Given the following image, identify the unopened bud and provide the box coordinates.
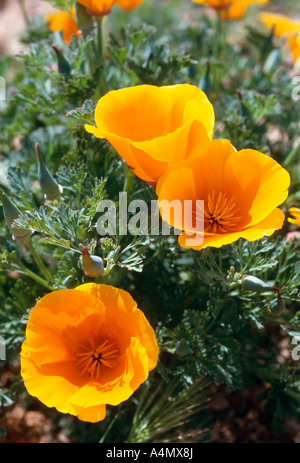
[0,189,32,241]
[35,143,62,201]
[241,275,280,293]
[62,275,73,287]
[175,338,191,357]
[51,45,71,75]
[74,1,94,32]
[236,89,252,120]
[273,293,286,314]
[82,246,104,277]
[107,245,121,261]
[198,60,211,95]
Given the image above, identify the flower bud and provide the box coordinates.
[275,294,286,314]
[0,189,32,242]
[175,338,191,357]
[82,246,104,277]
[241,275,280,293]
[62,275,73,287]
[74,1,94,32]
[236,89,252,120]
[198,60,211,96]
[107,244,121,262]
[35,143,62,201]
[51,45,71,75]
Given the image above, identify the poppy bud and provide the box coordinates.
[74,1,94,32]
[198,60,211,96]
[0,189,32,242]
[275,293,286,314]
[175,338,191,357]
[35,143,62,201]
[106,245,121,262]
[263,49,281,74]
[241,275,280,293]
[51,45,71,75]
[62,275,73,287]
[81,246,104,277]
[236,89,252,120]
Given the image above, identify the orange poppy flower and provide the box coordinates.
[287,34,300,64]
[85,84,214,185]
[76,0,117,16]
[288,207,300,227]
[191,0,233,10]
[221,0,269,21]
[20,283,159,423]
[47,8,80,43]
[156,139,290,250]
[117,0,143,11]
[259,12,300,37]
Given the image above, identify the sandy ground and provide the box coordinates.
[0,0,55,55]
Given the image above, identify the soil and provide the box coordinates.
[1,355,300,443]
[0,0,55,56]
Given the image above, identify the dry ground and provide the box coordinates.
[0,0,55,55]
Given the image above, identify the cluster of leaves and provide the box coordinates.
[0,0,299,443]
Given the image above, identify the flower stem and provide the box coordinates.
[96,17,107,97]
[99,409,120,443]
[18,0,30,28]
[25,238,52,283]
[97,17,103,64]
[212,9,229,94]
[123,166,135,196]
[283,144,300,168]
[19,266,55,291]
[215,10,223,59]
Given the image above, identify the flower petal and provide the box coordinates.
[75,284,159,367]
[223,149,290,227]
[178,207,285,250]
[68,338,149,407]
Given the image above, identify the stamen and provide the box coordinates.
[204,191,242,233]
[75,338,119,380]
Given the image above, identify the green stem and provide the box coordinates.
[18,0,30,28]
[283,144,300,168]
[19,266,55,291]
[215,10,223,59]
[99,409,120,443]
[26,238,52,282]
[97,17,103,64]
[123,166,135,196]
[95,17,107,98]
[212,8,229,95]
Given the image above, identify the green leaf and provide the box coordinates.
[66,99,95,125]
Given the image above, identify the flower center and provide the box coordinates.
[203,191,242,234]
[75,338,119,380]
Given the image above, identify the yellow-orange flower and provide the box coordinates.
[77,0,117,15]
[259,13,300,64]
[156,139,290,250]
[20,283,159,423]
[191,0,233,10]
[221,0,269,21]
[85,84,215,185]
[117,0,143,11]
[259,12,300,37]
[287,34,300,64]
[288,207,300,227]
[47,8,80,43]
